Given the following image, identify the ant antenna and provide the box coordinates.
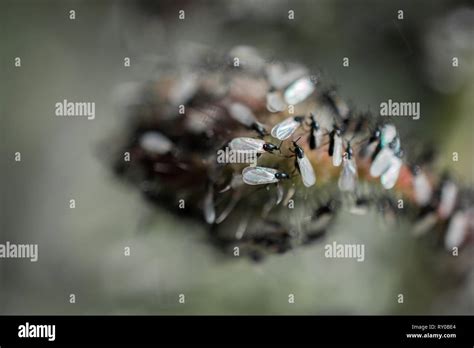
[293,136,302,144]
[345,134,356,146]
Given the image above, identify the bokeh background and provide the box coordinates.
[1,0,473,314]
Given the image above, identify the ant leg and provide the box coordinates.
[277,141,284,154]
[320,140,330,147]
[291,159,299,175]
[284,147,295,158]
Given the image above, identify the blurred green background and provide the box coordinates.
[1,0,473,314]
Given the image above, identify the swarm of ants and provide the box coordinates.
[109,46,473,262]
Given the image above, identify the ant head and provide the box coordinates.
[276,172,291,180]
[310,113,320,126]
[346,144,353,159]
[263,143,275,151]
[294,115,305,123]
[343,136,355,159]
[374,126,381,137]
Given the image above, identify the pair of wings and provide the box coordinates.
[242,166,280,185]
[338,157,358,191]
[228,102,261,127]
[332,134,343,167]
[242,160,316,188]
[229,137,265,152]
[370,147,395,177]
[297,156,316,187]
[283,76,315,105]
[370,146,404,191]
[271,117,302,140]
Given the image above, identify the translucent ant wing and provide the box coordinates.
[227,102,257,127]
[168,74,199,106]
[338,157,358,191]
[228,137,265,152]
[297,155,316,187]
[215,192,241,224]
[444,210,468,250]
[203,186,216,224]
[381,156,402,189]
[438,181,458,219]
[413,171,433,206]
[266,63,308,89]
[276,183,285,205]
[370,147,393,177]
[228,45,265,72]
[413,212,438,237]
[271,116,302,140]
[380,124,397,147]
[284,77,315,105]
[242,166,279,185]
[139,131,173,155]
[332,134,343,167]
[266,91,286,113]
[314,129,324,149]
